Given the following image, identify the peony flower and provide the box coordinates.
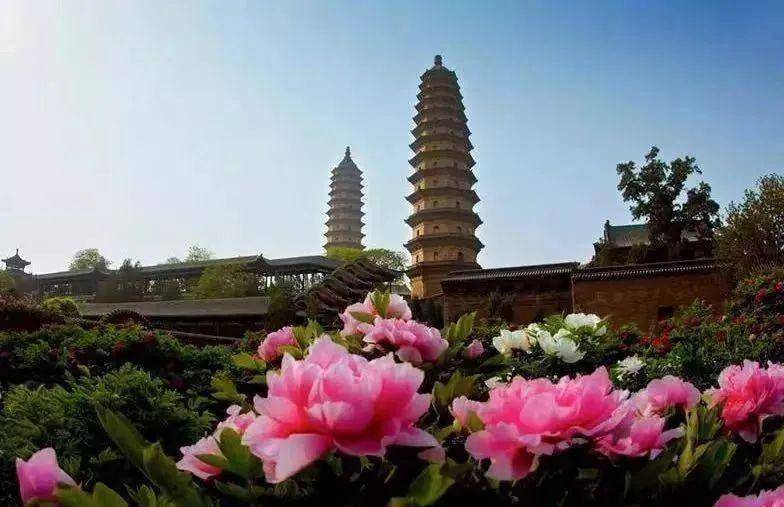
[596,414,683,459]
[565,313,607,336]
[16,448,76,505]
[339,293,412,336]
[633,376,700,415]
[450,396,483,427]
[257,326,297,362]
[707,360,784,442]
[362,318,448,364]
[537,329,585,363]
[176,436,224,480]
[464,339,485,359]
[464,367,628,481]
[616,356,645,380]
[492,329,532,355]
[215,405,256,438]
[715,484,784,507]
[523,323,545,345]
[242,337,440,483]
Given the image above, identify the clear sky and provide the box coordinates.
[1,1,782,273]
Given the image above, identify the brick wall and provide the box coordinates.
[572,271,730,331]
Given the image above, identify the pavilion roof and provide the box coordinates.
[442,262,580,284]
[572,259,721,281]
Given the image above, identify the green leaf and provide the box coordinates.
[349,311,375,325]
[371,290,391,318]
[216,428,265,479]
[211,376,245,405]
[278,345,303,359]
[196,453,228,470]
[231,353,264,371]
[141,444,207,507]
[407,464,455,506]
[95,405,149,472]
[92,483,129,507]
[57,486,97,507]
[433,371,478,410]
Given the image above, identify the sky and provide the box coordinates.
[0,1,782,273]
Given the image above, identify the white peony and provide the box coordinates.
[485,377,505,389]
[537,328,585,363]
[616,355,644,379]
[564,313,607,336]
[523,323,545,346]
[492,329,531,355]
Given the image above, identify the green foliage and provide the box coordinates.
[327,246,408,283]
[0,271,15,294]
[264,283,297,330]
[69,248,110,271]
[184,245,212,263]
[616,146,720,259]
[191,264,259,299]
[717,174,784,278]
[326,246,365,263]
[41,297,80,319]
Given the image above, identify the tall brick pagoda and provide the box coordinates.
[324,146,365,251]
[405,55,483,299]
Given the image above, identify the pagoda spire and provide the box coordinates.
[324,147,365,252]
[405,55,483,299]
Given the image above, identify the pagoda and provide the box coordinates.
[2,249,30,274]
[405,55,483,299]
[324,147,365,251]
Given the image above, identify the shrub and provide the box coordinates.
[40,297,80,320]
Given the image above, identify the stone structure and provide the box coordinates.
[571,259,729,329]
[325,147,365,251]
[405,55,483,299]
[441,259,730,331]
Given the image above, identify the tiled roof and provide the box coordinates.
[573,259,720,281]
[442,262,580,283]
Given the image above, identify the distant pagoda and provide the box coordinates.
[324,147,365,251]
[405,55,483,299]
[2,249,30,274]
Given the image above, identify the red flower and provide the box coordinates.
[111,341,126,358]
[775,281,784,293]
[756,289,769,304]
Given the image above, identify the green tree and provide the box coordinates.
[185,245,212,263]
[717,174,784,277]
[69,248,110,271]
[0,270,15,294]
[616,146,720,260]
[325,247,365,263]
[163,257,182,264]
[192,264,258,299]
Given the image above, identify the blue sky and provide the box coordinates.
[1,1,782,273]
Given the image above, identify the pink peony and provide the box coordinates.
[257,326,297,362]
[176,436,224,480]
[596,414,683,459]
[464,367,629,481]
[715,484,784,507]
[339,293,412,336]
[633,376,701,415]
[16,448,76,504]
[707,360,784,442]
[215,405,256,437]
[363,318,448,364]
[450,396,483,427]
[241,336,440,483]
[464,339,485,360]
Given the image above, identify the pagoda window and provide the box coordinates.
[433,200,439,208]
[457,252,465,263]
[433,225,440,233]
[455,201,460,208]
[433,251,440,261]
[457,225,463,233]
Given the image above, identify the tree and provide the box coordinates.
[326,247,408,283]
[325,247,365,263]
[0,270,15,294]
[185,245,212,263]
[616,146,720,260]
[717,174,784,277]
[192,264,258,299]
[163,257,182,265]
[69,248,110,271]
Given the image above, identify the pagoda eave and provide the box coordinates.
[408,149,475,168]
[405,234,484,251]
[405,188,480,205]
[407,260,481,278]
[405,209,483,228]
[408,167,477,185]
[409,133,473,152]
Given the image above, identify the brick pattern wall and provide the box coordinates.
[443,285,572,324]
[572,272,730,331]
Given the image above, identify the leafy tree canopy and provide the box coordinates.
[163,257,181,265]
[326,247,408,283]
[617,146,720,259]
[717,174,784,277]
[68,248,110,271]
[0,270,15,293]
[185,245,212,263]
[192,264,257,300]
